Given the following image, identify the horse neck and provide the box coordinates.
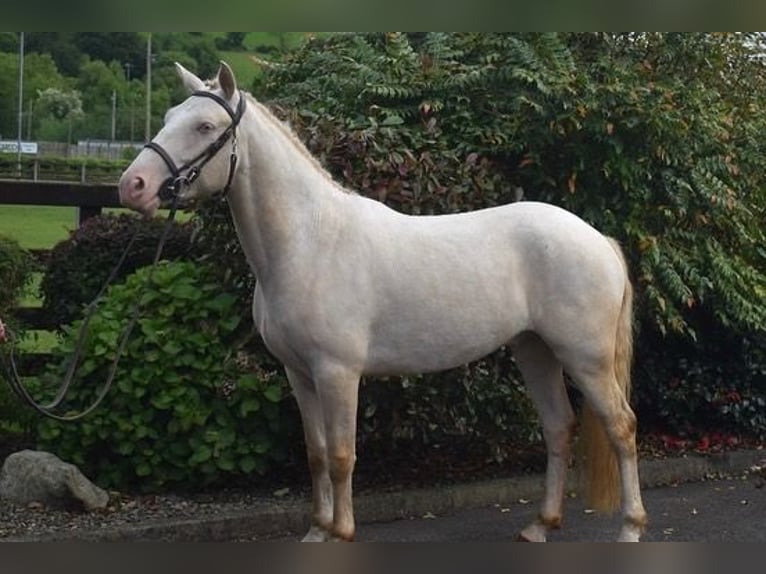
[226,100,344,282]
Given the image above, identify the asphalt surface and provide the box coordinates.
[264,474,765,542]
[354,476,764,542]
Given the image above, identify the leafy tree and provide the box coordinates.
[25,33,83,77]
[154,33,219,79]
[0,52,65,139]
[0,32,18,53]
[215,32,247,51]
[73,33,145,79]
[255,32,766,339]
[37,88,83,121]
[35,87,84,144]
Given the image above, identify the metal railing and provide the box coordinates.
[0,158,126,184]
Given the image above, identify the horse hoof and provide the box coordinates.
[517,523,547,542]
[302,525,332,542]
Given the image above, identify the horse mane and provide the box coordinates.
[244,92,352,195]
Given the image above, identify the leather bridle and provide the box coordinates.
[144,90,246,202]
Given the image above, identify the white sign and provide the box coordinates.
[0,140,38,154]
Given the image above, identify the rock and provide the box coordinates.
[0,450,109,511]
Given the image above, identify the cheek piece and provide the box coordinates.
[144,90,246,202]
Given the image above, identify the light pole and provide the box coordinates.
[145,32,152,142]
[124,62,135,143]
[16,32,25,176]
[111,90,117,142]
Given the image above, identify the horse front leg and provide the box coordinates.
[286,368,334,542]
[316,366,361,542]
[512,333,576,542]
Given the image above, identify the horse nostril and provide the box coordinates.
[133,176,146,192]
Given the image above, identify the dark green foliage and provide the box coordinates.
[0,235,35,318]
[0,235,37,438]
[192,201,254,316]
[215,33,247,51]
[26,33,85,77]
[635,325,766,440]
[41,213,194,329]
[73,33,145,78]
[360,348,540,462]
[154,33,220,80]
[36,261,297,490]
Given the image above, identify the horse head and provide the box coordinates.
[118,61,245,216]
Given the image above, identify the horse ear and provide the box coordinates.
[218,61,238,101]
[175,62,205,94]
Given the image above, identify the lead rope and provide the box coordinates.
[0,194,181,422]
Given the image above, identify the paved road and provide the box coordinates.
[267,476,765,542]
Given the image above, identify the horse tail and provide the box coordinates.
[580,237,633,512]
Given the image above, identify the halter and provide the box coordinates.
[144,90,247,201]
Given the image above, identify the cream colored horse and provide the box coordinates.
[119,62,647,542]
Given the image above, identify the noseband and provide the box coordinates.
[144,90,247,201]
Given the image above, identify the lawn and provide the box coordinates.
[0,205,77,250]
[0,205,192,251]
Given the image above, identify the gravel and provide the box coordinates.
[0,486,304,541]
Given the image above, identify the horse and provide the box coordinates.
[118,61,647,542]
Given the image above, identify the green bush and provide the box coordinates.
[0,235,37,437]
[0,235,35,317]
[36,260,298,490]
[635,321,766,441]
[41,213,195,329]
[359,348,541,462]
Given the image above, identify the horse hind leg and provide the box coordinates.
[568,361,648,541]
[511,333,576,542]
[286,368,334,542]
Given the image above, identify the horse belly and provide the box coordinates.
[364,276,528,376]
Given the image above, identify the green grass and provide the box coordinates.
[0,206,77,250]
[218,33,313,91]
[0,205,192,251]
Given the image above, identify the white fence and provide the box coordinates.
[0,140,142,161]
[40,140,143,160]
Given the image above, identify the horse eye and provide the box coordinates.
[198,122,215,134]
